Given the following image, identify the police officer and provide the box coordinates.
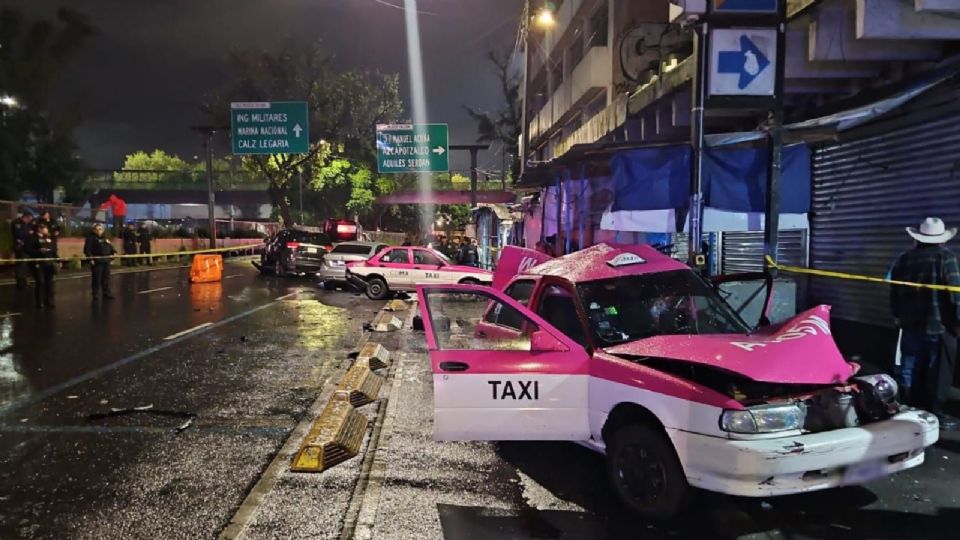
[458,237,479,267]
[10,212,34,290]
[37,211,61,252]
[27,223,58,308]
[84,223,116,300]
[137,222,152,265]
[121,222,138,266]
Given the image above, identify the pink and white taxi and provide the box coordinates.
[346,246,492,300]
[416,243,939,519]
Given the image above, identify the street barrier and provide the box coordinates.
[290,392,369,473]
[0,242,262,265]
[335,362,385,407]
[372,312,403,332]
[190,254,223,283]
[765,255,960,293]
[384,299,409,312]
[356,342,390,371]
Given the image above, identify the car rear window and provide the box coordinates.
[332,244,374,255]
[291,232,330,245]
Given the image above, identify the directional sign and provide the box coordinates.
[231,101,309,155]
[376,123,449,173]
[708,28,777,96]
[712,0,778,13]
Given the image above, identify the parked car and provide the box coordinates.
[345,246,492,300]
[253,228,333,277]
[415,243,939,519]
[317,241,389,290]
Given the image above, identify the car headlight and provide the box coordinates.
[854,374,898,404]
[721,403,806,434]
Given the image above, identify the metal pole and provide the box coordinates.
[299,169,304,224]
[470,148,479,208]
[764,8,787,274]
[520,0,531,175]
[688,22,708,267]
[204,131,216,249]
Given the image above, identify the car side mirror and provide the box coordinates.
[531,330,568,353]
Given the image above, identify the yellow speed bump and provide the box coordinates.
[356,342,391,371]
[372,312,403,332]
[291,393,369,472]
[384,299,409,312]
[335,363,384,407]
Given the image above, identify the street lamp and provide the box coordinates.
[535,6,556,28]
[520,2,557,177]
[0,95,18,108]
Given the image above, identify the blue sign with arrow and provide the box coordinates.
[717,35,770,90]
[708,28,777,96]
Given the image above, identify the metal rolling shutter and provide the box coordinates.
[809,112,960,327]
[720,230,807,274]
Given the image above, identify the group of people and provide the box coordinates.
[400,234,481,267]
[8,211,155,306]
[10,211,62,308]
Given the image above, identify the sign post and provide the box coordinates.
[376,123,449,174]
[231,102,310,155]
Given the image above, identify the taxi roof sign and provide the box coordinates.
[607,252,646,268]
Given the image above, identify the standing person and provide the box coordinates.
[890,217,960,430]
[10,212,34,290]
[137,222,152,265]
[458,237,479,267]
[121,222,138,267]
[27,223,58,309]
[37,211,61,252]
[84,223,116,300]
[99,194,127,235]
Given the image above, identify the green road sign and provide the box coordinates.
[231,101,309,155]
[376,123,449,173]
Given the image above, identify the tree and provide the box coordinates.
[203,40,404,226]
[0,8,94,202]
[117,149,191,182]
[464,49,522,180]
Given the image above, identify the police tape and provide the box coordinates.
[764,255,960,293]
[0,243,262,264]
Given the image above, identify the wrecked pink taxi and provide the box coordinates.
[416,243,939,519]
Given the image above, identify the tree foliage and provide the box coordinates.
[0,8,94,203]
[464,49,522,180]
[203,40,404,226]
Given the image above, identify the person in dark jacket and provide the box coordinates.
[36,211,61,250]
[137,222,152,265]
[84,223,116,300]
[10,212,34,290]
[890,217,960,430]
[27,223,58,308]
[121,222,138,267]
[458,237,479,267]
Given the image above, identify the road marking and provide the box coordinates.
[224,274,242,279]
[137,286,174,295]
[163,322,214,341]
[0,291,301,415]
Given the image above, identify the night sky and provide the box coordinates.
[9,0,522,173]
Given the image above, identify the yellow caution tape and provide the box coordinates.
[0,243,261,264]
[765,255,960,293]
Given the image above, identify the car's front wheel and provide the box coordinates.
[606,423,688,520]
[366,276,390,300]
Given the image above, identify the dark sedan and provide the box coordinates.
[253,229,332,277]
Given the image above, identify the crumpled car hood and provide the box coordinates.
[604,306,854,385]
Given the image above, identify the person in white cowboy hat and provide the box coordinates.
[890,217,960,430]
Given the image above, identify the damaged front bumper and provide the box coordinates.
[669,408,940,497]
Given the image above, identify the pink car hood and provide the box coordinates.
[604,306,855,385]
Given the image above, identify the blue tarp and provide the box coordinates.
[610,143,811,213]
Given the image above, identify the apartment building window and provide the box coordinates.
[568,34,584,71]
[588,2,608,48]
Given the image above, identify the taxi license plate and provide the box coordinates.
[332,260,344,266]
[305,247,317,254]
[843,460,885,484]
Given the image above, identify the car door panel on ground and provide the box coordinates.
[418,285,591,441]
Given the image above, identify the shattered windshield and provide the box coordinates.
[577,270,750,347]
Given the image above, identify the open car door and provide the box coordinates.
[417,284,591,442]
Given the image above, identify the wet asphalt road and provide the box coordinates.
[0,260,383,539]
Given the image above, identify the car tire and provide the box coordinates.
[606,423,689,520]
[322,281,337,291]
[366,277,389,300]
